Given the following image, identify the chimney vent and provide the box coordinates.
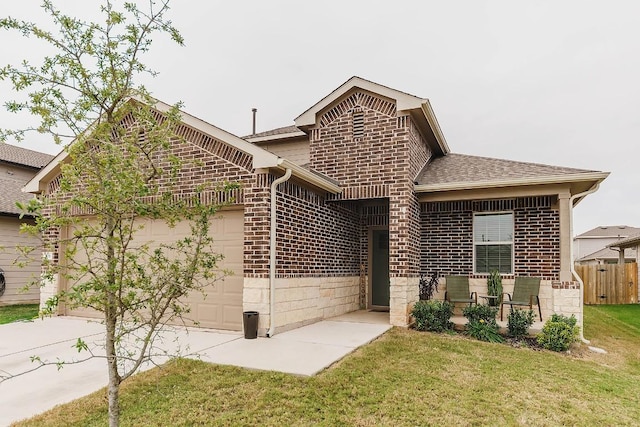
[252,108,257,136]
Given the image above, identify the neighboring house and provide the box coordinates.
[0,144,54,305]
[573,225,640,262]
[25,77,608,333]
[576,246,637,265]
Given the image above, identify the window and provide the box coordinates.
[474,212,513,274]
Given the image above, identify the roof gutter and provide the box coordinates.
[569,182,602,344]
[278,159,342,194]
[266,168,292,338]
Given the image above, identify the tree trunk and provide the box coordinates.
[106,314,121,427]
[106,220,120,427]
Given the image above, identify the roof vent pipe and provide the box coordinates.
[252,108,257,136]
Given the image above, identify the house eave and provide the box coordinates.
[414,172,609,195]
[245,130,307,143]
[277,159,342,194]
[23,150,68,194]
[420,101,450,155]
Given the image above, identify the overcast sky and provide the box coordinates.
[2,1,639,236]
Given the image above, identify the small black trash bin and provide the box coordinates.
[242,311,259,339]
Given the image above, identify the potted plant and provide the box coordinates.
[486,269,502,307]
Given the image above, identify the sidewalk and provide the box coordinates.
[0,312,390,425]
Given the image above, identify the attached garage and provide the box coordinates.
[62,209,244,331]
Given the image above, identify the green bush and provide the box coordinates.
[507,309,535,339]
[463,305,502,342]
[411,300,453,332]
[537,314,579,352]
[466,319,504,343]
[462,304,499,326]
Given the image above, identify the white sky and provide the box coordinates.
[2,1,639,236]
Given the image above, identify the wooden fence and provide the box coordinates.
[575,263,638,305]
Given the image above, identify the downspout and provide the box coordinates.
[266,168,292,338]
[569,183,601,344]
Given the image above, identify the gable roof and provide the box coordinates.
[415,153,608,195]
[0,143,54,169]
[575,225,640,239]
[293,76,449,156]
[24,98,341,195]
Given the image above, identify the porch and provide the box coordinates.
[329,309,544,336]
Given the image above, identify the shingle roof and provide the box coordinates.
[608,233,640,249]
[0,176,34,215]
[575,225,640,239]
[243,125,301,139]
[578,246,637,262]
[416,153,598,186]
[0,143,54,169]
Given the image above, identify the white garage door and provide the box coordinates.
[63,210,244,331]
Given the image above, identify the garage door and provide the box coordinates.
[63,210,244,331]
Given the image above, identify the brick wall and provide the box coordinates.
[420,196,560,280]
[39,113,262,300]
[309,91,431,279]
[275,180,360,277]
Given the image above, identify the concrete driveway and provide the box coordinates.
[0,312,390,425]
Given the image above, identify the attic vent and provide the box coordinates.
[353,111,364,138]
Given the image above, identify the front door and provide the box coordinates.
[371,229,390,309]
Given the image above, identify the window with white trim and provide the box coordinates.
[473,212,513,274]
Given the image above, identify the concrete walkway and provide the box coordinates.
[0,312,390,425]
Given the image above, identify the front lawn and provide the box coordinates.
[0,304,39,325]
[16,305,640,426]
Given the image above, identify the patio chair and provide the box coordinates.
[444,275,477,308]
[500,276,542,321]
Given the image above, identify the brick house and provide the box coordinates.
[25,77,608,334]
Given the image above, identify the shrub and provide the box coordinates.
[537,314,579,352]
[466,319,504,343]
[463,305,502,342]
[486,270,503,307]
[462,304,499,326]
[507,309,535,339]
[411,300,453,332]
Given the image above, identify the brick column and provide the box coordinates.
[388,186,421,326]
[242,170,272,335]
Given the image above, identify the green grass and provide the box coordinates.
[0,304,39,325]
[15,305,640,426]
